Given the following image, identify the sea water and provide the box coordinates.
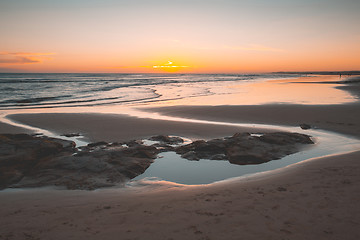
[0,73,297,109]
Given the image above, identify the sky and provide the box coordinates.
[0,0,359,73]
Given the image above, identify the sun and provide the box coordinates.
[152,60,189,72]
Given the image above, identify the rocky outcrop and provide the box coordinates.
[0,132,314,190]
[149,135,184,144]
[0,134,75,189]
[0,134,158,190]
[175,132,314,165]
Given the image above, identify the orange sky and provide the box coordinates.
[0,0,359,73]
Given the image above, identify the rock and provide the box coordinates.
[87,141,108,148]
[175,132,314,165]
[149,135,184,144]
[44,137,76,149]
[210,154,227,160]
[122,145,158,159]
[259,132,313,145]
[61,133,81,137]
[176,139,226,160]
[299,123,312,130]
[125,140,143,147]
[0,131,315,190]
[181,151,200,161]
[0,134,76,190]
[0,134,158,190]
[149,143,175,152]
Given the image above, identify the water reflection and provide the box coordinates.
[133,128,360,185]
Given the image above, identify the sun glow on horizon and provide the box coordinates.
[152,61,190,72]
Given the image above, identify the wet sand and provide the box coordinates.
[7,112,274,142]
[146,103,360,138]
[0,121,34,135]
[0,150,359,240]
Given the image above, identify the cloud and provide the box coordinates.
[0,57,40,64]
[0,52,55,64]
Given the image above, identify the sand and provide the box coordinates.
[0,151,359,240]
[1,78,360,239]
[146,103,360,138]
[7,112,274,142]
[0,121,34,135]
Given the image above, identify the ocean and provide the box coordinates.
[0,73,297,110]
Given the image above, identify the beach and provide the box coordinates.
[1,74,360,239]
[1,151,359,240]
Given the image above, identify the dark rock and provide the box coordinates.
[181,151,200,161]
[61,133,81,137]
[87,141,108,148]
[259,132,313,145]
[299,123,312,130]
[0,131,315,190]
[149,143,175,152]
[149,135,184,144]
[0,134,76,190]
[0,134,158,190]
[175,132,314,165]
[232,132,251,138]
[44,137,76,149]
[210,154,227,160]
[125,140,143,147]
[122,145,158,159]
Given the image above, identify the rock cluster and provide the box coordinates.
[175,132,314,165]
[0,132,314,190]
[0,134,158,190]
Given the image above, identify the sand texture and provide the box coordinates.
[0,151,359,240]
[8,113,275,142]
[147,103,360,138]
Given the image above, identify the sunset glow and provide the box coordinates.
[152,61,190,72]
[0,0,359,73]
